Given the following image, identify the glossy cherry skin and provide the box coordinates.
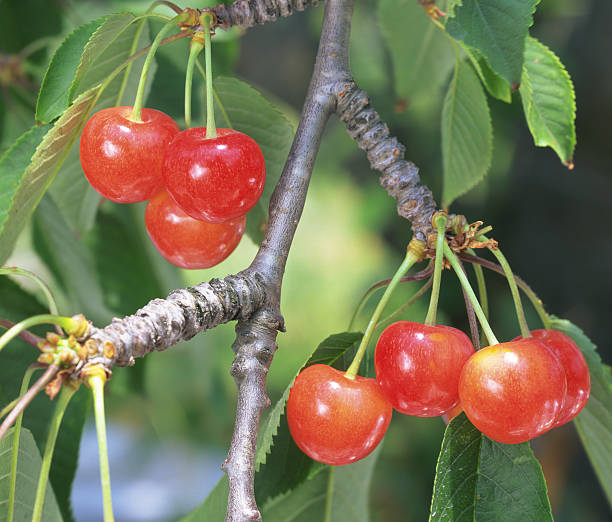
[163,128,266,223]
[459,338,567,444]
[515,330,590,427]
[80,106,179,203]
[375,322,475,417]
[145,190,245,269]
[286,364,392,465]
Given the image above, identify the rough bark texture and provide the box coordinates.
[214,0,320,29]
[75,0,441,519]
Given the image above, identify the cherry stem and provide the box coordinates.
[201,12,217,139]
[443,242,499,346]
[0,319,44,347]
[466,248,489,320]
[479,235,531,338]
[88,372,115,522]
[424,214,447,326]
[457,252,551,329]
[457,257,480,350]
[184,37,204,128]
[347,263,434,332]
[148,0,183,14]
[0,365,59,443]
[375,277,433,333]
[0,315,77,354]
[7,364,44,521]
[345,239,425,379]
[0,267,58,316]
[131,13,188,122]
[31,384,78,522]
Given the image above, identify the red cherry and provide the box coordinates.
[145,190,245,269]
[374,321,475,417]
[459,338,567,444]
[162,128,266,223]
[286,364,392,465]
[516,330,590,427]
[79,106,179,203]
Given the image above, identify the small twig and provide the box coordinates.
[0,364,59,443]
[0,319,44,347]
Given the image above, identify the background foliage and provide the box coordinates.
[0,0,610,520]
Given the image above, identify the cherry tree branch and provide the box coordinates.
[75,0,442,519]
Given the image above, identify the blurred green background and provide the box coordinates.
[1,0,610,520]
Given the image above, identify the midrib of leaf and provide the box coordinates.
[443,58,461,173]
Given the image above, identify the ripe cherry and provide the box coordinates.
[515,330,590,427]
[286,364,392,465]
[459,338,567,444]
[145,190,245,269]
[375,322,475,417]
[162,128,266,223]
[79,106,179,203]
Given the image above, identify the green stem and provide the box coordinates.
[324,467,335,521]
[89,375,115,522]
[8,366,40,522]
[0,315,76,353]
[184,39,204,128]
[131,13,187,121]
[480,236,531,338]
[0,267,58,315]
[466,249,488,320]
[345,240,424,379]
[424,214,447,326]
[31,385,77,522]
[201,13,217,138]
[195,59,232,129]
[443,242,499,346]
[375,278,433,333]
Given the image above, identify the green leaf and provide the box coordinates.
[0,278,90,522]
[0,428,62,522]
[549,317,612,506]
[519,36,576,166]
[430,413,553,521]
[260,446,380,522]
[254,332,362,505]
[379,0,455,107]
[446,0,539,85]
[441,60,492,207]
[35,18,105,123]
[34,194,114,325]
[462,45,512,102]
[0,124,51,265]
[211,76,295,244]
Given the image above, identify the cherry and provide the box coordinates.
[162,128,266,223]
[515,330,590,427]
[459,338,567,444]
[145,190,245,269]
[286,364,392,465]
[79,106,179,203]
[374,321,475,417]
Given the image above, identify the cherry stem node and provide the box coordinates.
[443,242,499,346]
[345,239,425,379]
[424,213,447,326]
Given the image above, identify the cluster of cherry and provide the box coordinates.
[287,321,590,465]
[79,106,265,269]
